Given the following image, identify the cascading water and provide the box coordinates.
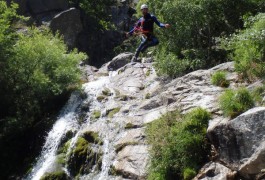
[27,75,112,180]
[28,93,82,180]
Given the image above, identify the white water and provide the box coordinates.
[28,76,112,180]
[28,93,81,180]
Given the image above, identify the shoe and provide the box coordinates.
[131,56,141,63]
[131,56,137,63]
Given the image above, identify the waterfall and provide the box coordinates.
[27,75,112,180]
[27,93,81,180]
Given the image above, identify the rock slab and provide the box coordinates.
[208,107,265,179]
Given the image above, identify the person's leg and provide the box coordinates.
[140,36,159,53]
[132,36,148,62]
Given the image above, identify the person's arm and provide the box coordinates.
[128,19,141,36]
[152,15,170,28]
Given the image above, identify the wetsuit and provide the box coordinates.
[129,13,165,59]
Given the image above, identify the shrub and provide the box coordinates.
[251,85,265,105]
[0,2,86,177]
[146,108,211,180]
[219,88,255,118]
[211,71,230,87]
[183,168,197,180]
[222,13,265,80]
[137,0,264,77]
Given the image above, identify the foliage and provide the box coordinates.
[69,0,116,30]
[0,27,86,138]
[137,0,264,77]
[222,13,265,80]
[251,85,265,105]
[211,71,230,87]
[146,108,211,180]
[219,88,255,118]
[0,2,86,178]
[183,168,197,180]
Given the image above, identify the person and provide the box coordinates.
[127,4,170,62]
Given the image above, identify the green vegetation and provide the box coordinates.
[251,85,265,105]
[82,131,103,145]
[0,2,86,178]
[211,71,230,87]
[146,108,211,180]
[40,171,69,180]
[92,110,101,119]
[115,142,138,153]
[107,107,121,118]
[69,0,115,30]
[125,122,136,129]
[97,95,107,102]
[183,168,197,180]
[67,136,103,177]
[137,0,264,77]
[102,88,112,96]
[219,88,255,118]
[222,13,265,80]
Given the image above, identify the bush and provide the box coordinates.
[183,168,197,180]
[0,2,87,178]
[211,71,230,87]
[222,13,265,80]
[137,0,264,77]
[251,85,265,105]
[1,27,86,137]
[146,108,211,180]
[219,88,255,118]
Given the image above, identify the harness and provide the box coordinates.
[134,17,153,39]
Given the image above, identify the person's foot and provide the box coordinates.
[131,56,141,63]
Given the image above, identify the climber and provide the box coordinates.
[126,4,170,62]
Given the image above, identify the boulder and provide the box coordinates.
[49,8,83,49]
[194,162,236,180]
[208,107,265,179]
[107,52,134,71]
[112,145,149,179]
[26,0,68,14]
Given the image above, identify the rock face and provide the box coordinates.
[107,52,134,71]
[49,8,83,49]
[26,0,68,15]
[208,107,265,179]
[194,162,236,180]
[113,145,149,179]
[31,53,265,180]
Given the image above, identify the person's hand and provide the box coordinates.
[165,24,171,28]
[126,32,130,38]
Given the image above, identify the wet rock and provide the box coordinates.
[113,145,149,179]
[40,171,70,180]
[208,107,265,179]
[67,136,102,177]
[194,162,236,180]
[107,52,134,71]
[50,8,83,49]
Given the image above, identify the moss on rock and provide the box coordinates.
[96,95,107,102]
[40,171,69,180]
[107,107,121,118]
[67,136,103,177]
[92,110,101,119]
[82,131,103,145]
[102,88,112,96]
